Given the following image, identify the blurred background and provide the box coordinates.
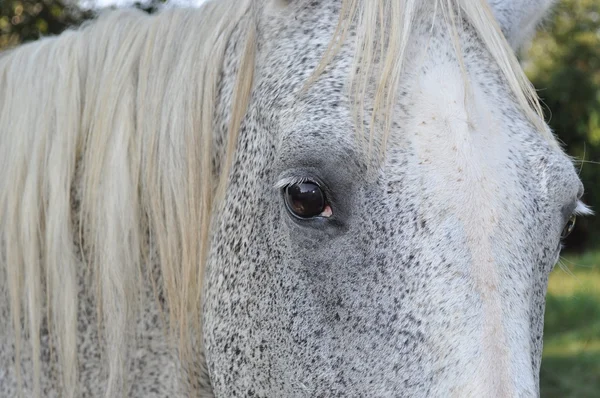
[1,0,598,396]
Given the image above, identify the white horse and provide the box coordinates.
[0,0,590,396]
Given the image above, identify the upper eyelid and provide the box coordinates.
[273,176,310,190]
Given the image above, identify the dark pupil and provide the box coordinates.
[285,182,325,218]
[561,215,576,239]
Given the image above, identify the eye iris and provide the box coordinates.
[561,214,577,239]
[285,182,325,218]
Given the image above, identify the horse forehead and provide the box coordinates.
[386,56,538,204]
[399,60,517,218]
[257,1,566,184]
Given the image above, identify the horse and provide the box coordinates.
[0,0,590,396]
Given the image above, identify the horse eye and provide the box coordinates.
[561,214,577,239]
[284,181,330,219]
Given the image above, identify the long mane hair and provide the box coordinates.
[0,0,548,396]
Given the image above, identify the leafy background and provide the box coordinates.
[1,0,599,396]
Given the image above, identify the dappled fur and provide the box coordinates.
[0,0,585,396]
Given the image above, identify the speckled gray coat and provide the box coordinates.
[1,0,586,397]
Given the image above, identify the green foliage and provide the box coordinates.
[542,251,600,397]
[525,0,600,251]
[0,0,93,49]
[0,0,164,50]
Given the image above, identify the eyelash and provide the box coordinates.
[274,176,310,190]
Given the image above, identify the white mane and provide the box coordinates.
[0,2,255,396]
[314,0,552,153]
[0,0,549,396]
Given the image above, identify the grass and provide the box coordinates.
[540,251,600,398]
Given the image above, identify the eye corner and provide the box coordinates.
[561,214,577,240]
[560,201,592,241]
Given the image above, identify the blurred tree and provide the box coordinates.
[0,0,165,51]
[0,1,93,49]
[525,0,600,251]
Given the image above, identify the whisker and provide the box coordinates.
[573,159,600,166]
[559,255,594,270]
[556,258,580,281]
